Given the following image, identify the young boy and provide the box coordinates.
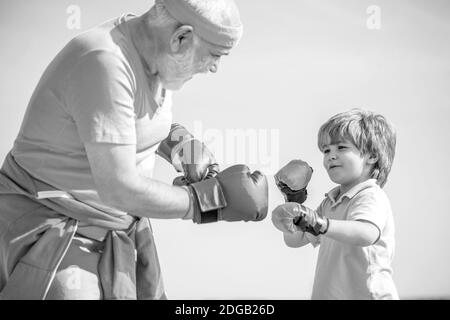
[272,109,399,300]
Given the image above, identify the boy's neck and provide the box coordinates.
[338,177,372,199]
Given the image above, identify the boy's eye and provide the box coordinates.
[323,149,330,154]
[338,145,347,150]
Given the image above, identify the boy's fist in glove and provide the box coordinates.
[292,204,329,236]
[272,202,329,236]
[186,164,268,224]
[275,159,313,204]
[271,203,300,234]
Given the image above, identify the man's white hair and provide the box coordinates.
[148,0,240,28]
[147,0,179,27]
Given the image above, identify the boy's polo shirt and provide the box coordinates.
[311,179,399,300]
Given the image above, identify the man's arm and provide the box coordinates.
[85,142,191,219]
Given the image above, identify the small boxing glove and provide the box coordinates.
[271,203,300,234]
[275,159,313,204]
[186,164,268,224]
[292,203,329,236]
[157,123,219,185]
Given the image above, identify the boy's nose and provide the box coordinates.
[329,153,337,161]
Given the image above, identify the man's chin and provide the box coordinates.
[162,83,182,91]
[162,78,191,91]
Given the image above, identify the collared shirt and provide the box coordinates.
[311,179,399,300]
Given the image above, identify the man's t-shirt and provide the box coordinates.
[11,14,173,215]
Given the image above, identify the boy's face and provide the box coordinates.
[321,138,374,192]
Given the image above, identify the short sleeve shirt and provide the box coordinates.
[311,179,399,300]
[11,14,172,215]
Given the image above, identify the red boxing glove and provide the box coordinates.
[275,159,313,204]
[292,204,329,236]
[187,165,268,224]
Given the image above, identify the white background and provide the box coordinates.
[0,0,449,299]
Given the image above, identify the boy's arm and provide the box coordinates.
[324,190,389,246]
[294,204,381,247]
[283,231,320,248]
[323,219,379,247]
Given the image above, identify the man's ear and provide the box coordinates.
[169,25,194,54]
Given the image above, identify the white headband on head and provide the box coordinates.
[163,0,243,48]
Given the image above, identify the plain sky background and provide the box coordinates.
[1,0,449,299]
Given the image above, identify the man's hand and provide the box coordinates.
[157,123,219,185]
[173,139,219,185]
[275,159,313,204]
[186,164,268,224]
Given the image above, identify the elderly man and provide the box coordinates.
[0,0,273,300]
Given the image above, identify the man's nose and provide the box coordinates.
[208,64,217,73]
[208,59,219,73]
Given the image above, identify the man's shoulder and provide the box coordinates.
[69,17,127,58]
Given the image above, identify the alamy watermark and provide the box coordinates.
[175,121,280,175]
[67,5,81,30]
[367,5,381,30]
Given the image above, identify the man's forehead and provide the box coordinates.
[209,44,231,55]
[200,36,232,54]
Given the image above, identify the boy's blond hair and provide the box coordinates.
[317,109,396,187]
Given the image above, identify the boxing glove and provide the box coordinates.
[157,123,219,184]
[186,164,268,224]
[271,203,300,234]
[275,159,313,204]
[291,203,329,236]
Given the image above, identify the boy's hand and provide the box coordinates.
[271,202,303,233]
[293,204,329,236]
[275,159,313,204]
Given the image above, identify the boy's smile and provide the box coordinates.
[322,139,376,194]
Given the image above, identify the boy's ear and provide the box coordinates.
[169,25,194,54]
[367,154,378,165]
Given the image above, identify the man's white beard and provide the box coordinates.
[159,50,196,90]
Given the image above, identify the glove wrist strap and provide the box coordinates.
[319,218,330,234]
[189,178,227,224]
[181,186,194,220]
